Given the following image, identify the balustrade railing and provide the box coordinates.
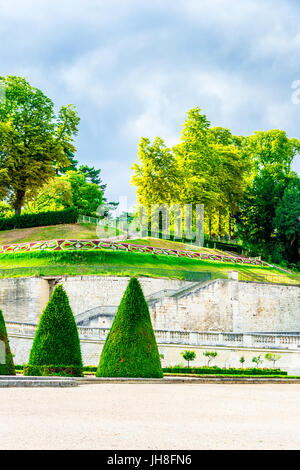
[6,321,300,350]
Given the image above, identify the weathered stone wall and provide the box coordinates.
[0,278,49,323]
[151,279,300,333]
[0,275,299,333]
[60,276,188,317]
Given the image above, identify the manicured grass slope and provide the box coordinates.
[0,249,298,284]
[0,223,116,245]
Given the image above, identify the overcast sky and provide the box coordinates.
[1,0,300,206]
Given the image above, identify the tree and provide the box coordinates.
[96,278,163,378]
[27,284,83,376]
[0,76,80,214]
[181,350,196,367]
[131,137,181,207]
[61,170,103,215]
[265,353,281,368]
[79,164,106,190]
[24,177,72,213]
[203,351,218,367]
[274,177,300,265]
[237,130,300,264]
[0,309,15,375]
[252,355,263,368]
[239,356,245,367]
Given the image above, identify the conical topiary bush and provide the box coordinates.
[96,277,163,378]
[25,284,83,377]
[0,310,15,375]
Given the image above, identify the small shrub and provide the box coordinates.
[252,355,263,368]
[265,353,281,368]
[181,350,196,367]
[239,356,245,366]
[203,351,218,366]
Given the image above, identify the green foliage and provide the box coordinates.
[273,177,300,264]
[24,365,82,377]
[163,366,287,376]
[237,130,300,265]
[239,356,245,365]
[27,284,83,376]
[0,207,78,230]
[131,107,251,240]
[96,277,163,378]
[203,350,218,366]
[0,309,15,375]
[265,353,281,367]
[0,248,298,284]
[252,355,263,368]
[0,76,80,214]
[181,350,196,367]
[61,171,103,215]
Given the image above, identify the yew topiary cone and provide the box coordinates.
[96,277,163,378]
[0,309,15,375]
[27,284,83,376]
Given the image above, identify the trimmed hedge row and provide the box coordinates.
[163,366,287,376]
[0,208,79,231]
[24,365,83,377]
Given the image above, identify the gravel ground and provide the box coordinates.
[0,383,300,450]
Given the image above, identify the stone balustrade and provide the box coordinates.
[6,321,300,351]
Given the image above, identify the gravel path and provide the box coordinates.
[0,384,299,450]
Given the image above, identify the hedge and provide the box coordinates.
[96,277,163,378]
[24,365,83,377]
[0,208,79,231]
[0,309,15,375]
[163,366,287,376]
[26,284,83,377]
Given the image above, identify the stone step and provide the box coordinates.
[0,376,78,387]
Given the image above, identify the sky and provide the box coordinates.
[1,0,300,207]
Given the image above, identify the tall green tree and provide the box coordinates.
[0,76,80,214]
[274,177,300,264]
[237,130,300,264]
[131,137,180,207]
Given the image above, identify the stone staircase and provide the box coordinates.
[75,278,213,326]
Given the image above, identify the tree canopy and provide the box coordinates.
[0,76,80,214]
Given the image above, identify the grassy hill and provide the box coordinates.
[0,223,108,245]
[0,223,298,284]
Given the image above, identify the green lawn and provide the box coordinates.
[0,249,298,284]
[0,223,118,245]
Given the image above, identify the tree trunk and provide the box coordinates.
[228,213,232,240]
[14,190,25,215]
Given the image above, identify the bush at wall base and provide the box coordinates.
[96,277,163,378]
[24,365,83,377]
[0,309,16,376]
[26,284,83,377]
[163,366,287,376]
